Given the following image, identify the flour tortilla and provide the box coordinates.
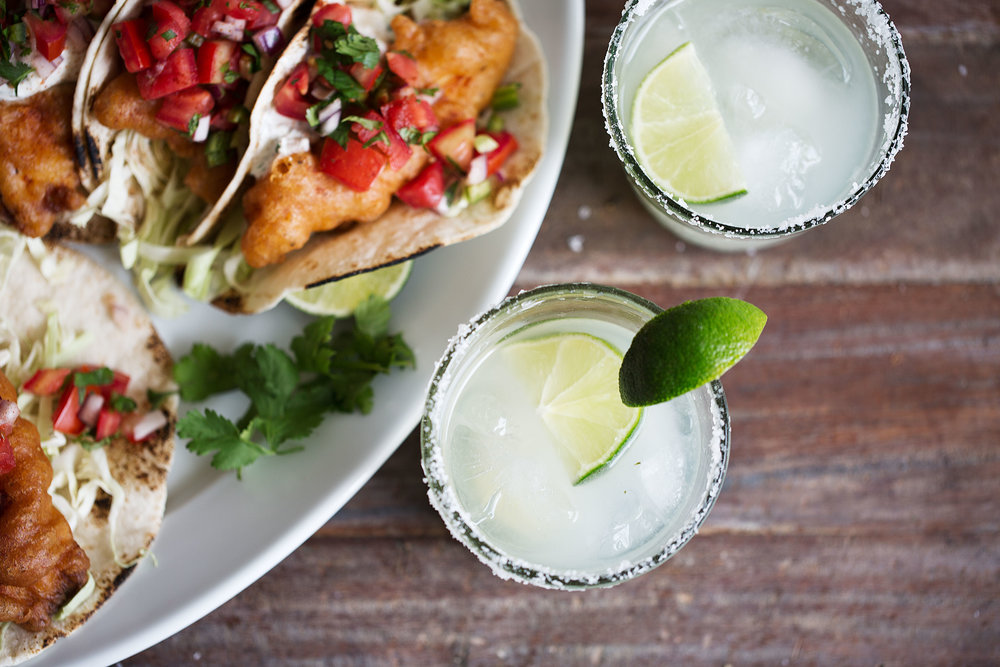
[0,244,176,666]
[204,0,548,314]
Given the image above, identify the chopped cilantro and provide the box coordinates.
[187,113,202,137]
[491,82,521,111]
[175,298,414,476]
[161,28,177,40]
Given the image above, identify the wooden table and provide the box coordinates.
[126,1,999,664]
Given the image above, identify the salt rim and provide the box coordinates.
[419,283,731,590]
[601,0,911,241]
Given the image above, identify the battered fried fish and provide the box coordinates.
[239,0,519,269]
[0,84,88,238]
[0,371,90,633]
[91,73,237,205]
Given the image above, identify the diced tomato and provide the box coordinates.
[106,370,131,399]
[319,137,386,192]
[155,86,215,132]
[191,4,224,38]
[136,47,198,100]
[352,111,411,170]
[484,130,518,175]
[428,119,475,171]
[396,160,444,209]
[385,51,419,87]
[94,408,123,440]
[0,433,14,475]
[273,62,311,120]
[216,0,278,30]
[311,3,352,28]
[348,60,383,93]
[25,13,67,62]
[23,367,72,396]
[147,1,191,60]
[382,96,438,134]
[53,386,85,435]
[112,19,154,73]
[197,39,238,84]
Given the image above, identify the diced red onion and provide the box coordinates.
[275,0,293,9]
[192,115,211,142]
[78,393,105,427]
[132,410,168,442]
[0,399,19,429]
[206,84,227,100]
[310,78,336,101]
[319,99,343,136]
[32,52,57,79]
[466,154,488,185]
[252,26,283,56]
[212,19,245,40]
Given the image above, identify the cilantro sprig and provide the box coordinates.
[174,297,414,476]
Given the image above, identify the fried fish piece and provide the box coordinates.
[0,84,87,238]
[91,73,236,204]
[390,0,519,127]
[239,0,519,268]
[0,371,90,633]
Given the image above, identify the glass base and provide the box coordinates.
[632,184,794,252]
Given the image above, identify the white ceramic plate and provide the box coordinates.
[29,2,584,665]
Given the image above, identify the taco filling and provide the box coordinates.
[240,0,521,268]
[0,0,116,239]
[90,0,297,202]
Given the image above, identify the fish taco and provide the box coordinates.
[70,0,310,307]
[199,0,547,314]
[0,234,176,665]
[0,0,123,241]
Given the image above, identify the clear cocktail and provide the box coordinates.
[603,0,910,250]
[421,284,729,589]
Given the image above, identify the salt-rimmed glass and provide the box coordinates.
[602,0,911,250]
[420,284,730,589]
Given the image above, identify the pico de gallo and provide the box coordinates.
[0,0,110,92]
[18,364,169,450]
[109,0,292,165]
[272,2,520,211]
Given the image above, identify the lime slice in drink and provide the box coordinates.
[631,42,747,204]
[503,333,643,484]
[284,261,412,316]
[619,297,766,407]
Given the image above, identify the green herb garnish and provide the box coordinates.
[175,298,414,476]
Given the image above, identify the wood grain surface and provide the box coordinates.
[123,0,1000,664]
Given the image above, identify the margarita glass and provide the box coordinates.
[421,284,730,589]
[603,0,911,250]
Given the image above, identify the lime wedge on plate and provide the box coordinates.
[285,261,412,316]
[631,42,747,204]
[619,297,766,407]
[503,333,643,484]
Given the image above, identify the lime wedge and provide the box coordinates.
[619,297,766,407]
[503,333,643,484]
[631,42,747,204]
[284,261,412,316]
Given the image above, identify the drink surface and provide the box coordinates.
[617,0,880,229]
[436,317,723,575]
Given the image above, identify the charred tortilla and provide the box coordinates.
[0,242,176,666]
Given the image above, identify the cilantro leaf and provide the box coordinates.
[173,304,413,476]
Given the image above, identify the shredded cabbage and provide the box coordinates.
[87,131,252,317]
